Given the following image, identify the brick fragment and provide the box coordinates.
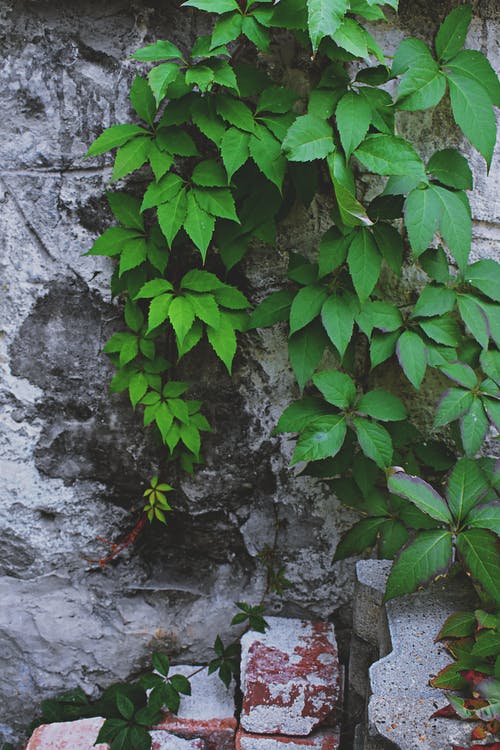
[236,727,340,750]
[24,718,206,750]
[154,665,237,750]
[240,617,340,736]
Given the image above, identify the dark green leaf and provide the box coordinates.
[388,471,452,523]
[289,285,329,334]
[292,414,347,464]
[220,128,250,180]
[347,229,381,302]
[435,4,472,62]
[396,330,427,389]
[378,520,409,559]
[250,289,295,328]
[445,49,500,107]
[456,528,500,602]
[130,75,157,127]
[434,388,474,428]
[274,396,332,434]
[282,114,335,162]
[312,370,356,409]
[336,91,371,159]
[412,285,456,318]
[447,457,488,526]
[427,149,473,190]
[457,294,489,348]
[333,517,386,561]
[321,293,356,357]
[431,185,471,270]
[460,397,488,456]
[447,71,497,169]
[288,321,328,389]
[357,390,407,421]
[404,187,441,257]
[352,417,393,469]
[307,0,348,53]
[354,134,426,178]
[384,530,453,601]
[466,502,500,534]
[466,260,500,302]
[152,652,170,677]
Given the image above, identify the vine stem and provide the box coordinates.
[83,512,148,568]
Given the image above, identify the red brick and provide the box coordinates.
[236,727,340,750]
[24,718,206,750]
[154,717,235,750]
[240,617,341,736]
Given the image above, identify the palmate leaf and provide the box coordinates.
[183,192,216,260]
[384,530,453,601]
[86,124,150,157]
[307,0,348,53]
[427,149,473,191]
[447,458,489,526]
[207,313,237,373]
[333,517,386,561]
[431,185,472,270]
[466,260,500,302]
[112,138,151,181]
[434,388,474,428]
[456,528,500,602]
[378,520,409,559]
[250,289,295,328]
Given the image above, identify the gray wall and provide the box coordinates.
[0,0,498,745]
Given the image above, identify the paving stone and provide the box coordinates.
[240,617,341,736]
[154,665,236,750]
[236,727,340,750]
[364,562,477,750]
[24,718,206,750]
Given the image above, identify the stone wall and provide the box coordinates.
[0,0,498,745]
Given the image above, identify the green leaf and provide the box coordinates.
[372,223,403,276]
[430,186,471,270]
[177,320,203,359]
[135,279,174,299]
[169,296,195,346]
[192,98,226,144]
[357,390,406,422]
[347,229,381,302]
[292,414,347,464]
[307,0,348,53]
[207,313,237,373]
[183,0,239,11]
[333,18,370,58]
[220,128,250,179]
[467,502,500,535]
[214,285,249,309]
[389,470,452,524]
[282,114,335,162]
[86,124,149,157]
[249,124,287,190]
[312,370,356,409]
[288,321,328,390]
[184,293,220,328]
[184,192,215,259]
[446,49,500,108]
[192,160,228,188]
[412,285,456,319]
[141,174,184,212]
[457,294,489,348]
[439,362,477,390]
[157,188,188,247]
[211,12,243,47]
[289,285,329,334]
[435,4,472,62]
[129,373,148,409]
[170,674,192,696]
[460,397,488,456]
[393,38,445,111]
[85,227,142,257]
[434,387,474,428]
[318,228,350,277]
[456,528,500,602]
[147,294,173,332]
[353,417,393,469]
[354,134,425,178]
[250,289,295,328]
[396,330,427,389]
[466,260,500,302]
[107,192,144,232]
[436,610,477,640]
[116,694,135,721]
[148,63,180,105]
[378,520,409,559]
[112,137,151,181]
[335,91,371,159]
[405,186,441,257]
[257,86,298,115]
[384,530,453,601]
[119,238,148,276]
[419,314,461,347]
[274,396,331,434]
[358,301,402,335]
[131,40,183,61]
[333,517,386,561]
[446,457,488,526]
[152,652,170,676]
[427,149,473,191]
[483,396,500,432]
[156,127,198,157]
[321,293,355,357]
[216,95,255,132]
[181,269,224,292]
[471,630,500,659]
[193,187,239,222]
[130,75,157,127]
[242,16,270,51]
[447,71,497,169]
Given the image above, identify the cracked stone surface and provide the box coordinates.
[0,0,499,746]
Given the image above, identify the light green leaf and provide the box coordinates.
[384,530,453,601]
[129,372,149,409]
[347,229,381,302]
[182,0,239,12]
[282,114,335,162]
[209,59,239,91]
[336,91,371,159]
[404,187,441,257]
[130,75,157,127]
[169,296,195,346]
[148,144,174,182]
[307,0,348,53]
[86,124,149,157]
[435,4,472,62]
[220,127,250,179]
[207,313,237,373]
[332,18,368,58]
[181,269,224,292]
[396,330,427,389]
[216,95,255,132]
[354,134,426,177]
[434,387,474,428]
[352,417,393,469]
[427,149,473,191]
[288,321,328,390]
[214,284,249,310]
[183,192,216,260]
[431,185,471,270]
[131,40,183,62]
[292,414,347,464]
[460,397,488,456]
[289,285,329,334]
[357,390,407,421]
[192,160,228,187]
[155,402,174,443]
[180,423,201,456]
[447,71,497,169]
[456,528,500,602]
[157,188,188,247]
[211,12,243,47]
[85,227,141,257]
[184,293,220,328]
[112,137,151,181]
[193,187,239,222]
[249,124,287,190]
[119,238,148,276]
[141,173,184,212]
[148,294,173,331]
[148,63,180,105]
[312,370,356,409]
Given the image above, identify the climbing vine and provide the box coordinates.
[85,1,499,602]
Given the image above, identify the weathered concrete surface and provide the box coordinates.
[0,0,499,746]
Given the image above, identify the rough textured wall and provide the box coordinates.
[0,0,498,745]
